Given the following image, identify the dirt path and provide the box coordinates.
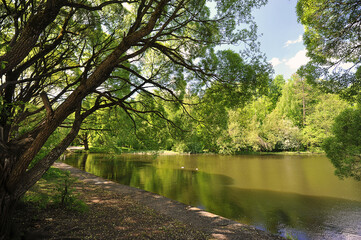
[51,162,284,240]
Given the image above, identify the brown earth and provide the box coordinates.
[12,162,285,240]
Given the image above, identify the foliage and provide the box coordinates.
[261,111,301,151]
[297,0,361,179]
[296,0,361,101]
[54,171,76,206]
[323,107,361,181]
[268,75,285,109]
[80,73,351,154]
[302,94,348,151]
[220,97,271,153]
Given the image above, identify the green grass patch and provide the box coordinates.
[21,167,88,213]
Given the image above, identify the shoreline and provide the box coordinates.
[66,146,325,156]
[53,161,284,240]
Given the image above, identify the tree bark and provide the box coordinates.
[0,146,20,240]
[0,108,83,238]
[0,188,17,240]
[83,133,89,151]
[6,0,168,192]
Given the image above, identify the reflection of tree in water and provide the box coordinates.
[64,154,361,239]
[80,154,88,171]
[64,153,151,184]
[265,209,291,234]
[209,187,361,238]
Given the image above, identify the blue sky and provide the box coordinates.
[252,0,309,79]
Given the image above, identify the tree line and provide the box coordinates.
[72,72,349,154]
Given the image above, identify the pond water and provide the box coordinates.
[63,153,361,240]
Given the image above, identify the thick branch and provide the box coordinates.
[0,0,64,76]
[40,91,54,119]
[64,0,130,11]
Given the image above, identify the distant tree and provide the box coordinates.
[302,94,348,151]
[261,110,301,151]
[268,75,285,109]
[190,49,272,153]
[224,97,271,152]
[296,0,361,101]
[275,74,317,128]
[0,1,271,237]
[323,107,361,181]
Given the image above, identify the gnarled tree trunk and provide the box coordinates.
[0,107,84,239]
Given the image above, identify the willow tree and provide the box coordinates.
[0,0,271,237]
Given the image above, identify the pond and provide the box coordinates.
[63,153,361,240]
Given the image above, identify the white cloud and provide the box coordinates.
[285,49,309,70]
[270,57,283,67]
[284,35,303,47]
[269,49,310,78]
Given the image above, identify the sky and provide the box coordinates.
[252,0,309,79]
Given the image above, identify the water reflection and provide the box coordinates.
[64,153,361,240]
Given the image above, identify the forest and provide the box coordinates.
[67,72,350,155]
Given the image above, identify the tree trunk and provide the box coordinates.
[0,111,83,238]
[0,1,169,238]
[83,133,89,151]
[0,187,18,240]
[0,151,20,240]
[302,80,306,127]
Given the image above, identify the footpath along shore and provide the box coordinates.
[48,162,284,240]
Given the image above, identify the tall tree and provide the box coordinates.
[0,0,270,237]
[275,74,316,128]
[268,75,285,109]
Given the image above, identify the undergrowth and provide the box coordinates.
[21,167,88,213]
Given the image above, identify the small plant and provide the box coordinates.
[53,171,88,212]
[54,171,76,206]
[21,168,88,212]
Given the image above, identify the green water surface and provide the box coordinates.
[63,153,361,240]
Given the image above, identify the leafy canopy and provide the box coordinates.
[0,0,272,203]
[323,107,361,181]
[296,0,361,101]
